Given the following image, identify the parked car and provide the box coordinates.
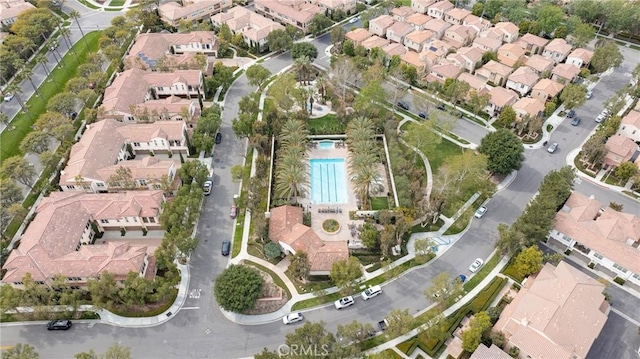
[203,178,213,195]
[468,258,484,273]
[474,206,487,219]
[436,103,446,111]
[348,16,360,24]
[418,111,427,119]
[585,90,593,99]
[221,240,230,256]
[566,110,576,118]
[571,117,581,126]
[397,101,410,110]
[47,320,72,331]
[334,296,355,309]
[378,319,389,331]
[361,285,382,300]
[547,142,558,153]
[229,205,237,219]
[458,274,467,283]
[282,313,304,325]
[3,93,14,102]
[215,132,222,144]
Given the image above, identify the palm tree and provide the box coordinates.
[35,54,59,89]
[69,10,89,50]
[58,25,79,62]
[293,55,313,85]
[351,162,382,208]
[18,68,45,105]
[275,161,308,204]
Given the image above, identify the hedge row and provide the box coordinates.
[400,276,508,357]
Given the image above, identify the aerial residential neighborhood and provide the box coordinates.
[0,0,639,358]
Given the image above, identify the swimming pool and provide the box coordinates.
[318,140,334,149]
[310,158,347,204]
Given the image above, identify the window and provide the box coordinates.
[14,282,23,285]
[149,217,156,223]
[67,185,76,190]
[100,219,108,224]
[133,142,140,147]
[85,222,90,229]
[142,217,149,223]
[593,252,603,260]
[613,263,628,273]
[632,273,640,280]
[96,183,105,187]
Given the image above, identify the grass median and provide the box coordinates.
[0,31,102,163]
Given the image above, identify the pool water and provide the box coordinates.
[310,158,347,203]
[318,140,334,149]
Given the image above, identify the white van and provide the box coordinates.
[361,285,382,300]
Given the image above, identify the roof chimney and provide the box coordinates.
[521,318,529,327]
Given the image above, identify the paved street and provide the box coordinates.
[1,10,640,359]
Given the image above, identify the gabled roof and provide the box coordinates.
[605,135,638,165]
[387,21,414,37]
[552,63,580,80]
[480,60,514,77]
[494,21,519,35]
[346,28,372,43]
[512,97,544,117]
[405,12,431,27]
[457,72,488,91]
[621,110,640,128]
[545,38,572,55]
[517,33,549,49]
[405,29,434,44]
[391,5,414,18]
[532,78,564,97]
[2,191,165,283]
[568,48,594,63]
[361,35,390,50]
[423,18,451,33]
[0,0,35,22]
[382,42,407,57]
[429,0,453,12]
[525,54,554,73]
[472,36,502,51]
[471,344,511,359]
[211,6,284,42]
[487,86,518,107]
[369,14,395,29]
[494,261,608,359]
[255,0,322,24]
[445,8,470,21]
[508,66,540,87]
[127,31,216,66]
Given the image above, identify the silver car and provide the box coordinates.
[469,258,484,273]
[547,143,558,153]
[334,296,355,309]
[282,313,304,325]
[203,179,213,195]
[474,206,487,218]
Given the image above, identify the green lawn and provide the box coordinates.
[108,0,126,6]
[0,31,102,163]
[308,113,345,135]
[77,0,100,9]
[370,196,389,210]
[422,137,463,173]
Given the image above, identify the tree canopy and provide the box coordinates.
[291,42,318,60]
[214,264,264,313]
[478,129,524,175]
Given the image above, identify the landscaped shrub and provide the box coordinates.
[588,262,595,269]
[613,277,625,286]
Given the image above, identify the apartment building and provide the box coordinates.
[0,0,34,26]
[159,0,231,27]
[254,0,324,33]
[211,6,284,51]
[125,31,218,71]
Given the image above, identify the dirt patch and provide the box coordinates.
[242,266,289,315]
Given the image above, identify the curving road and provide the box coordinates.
[2,16,640,359]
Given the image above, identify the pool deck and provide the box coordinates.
[301,141,390,245]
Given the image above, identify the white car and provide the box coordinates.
[474,206,487,218]
[3,93,14,102]
[203,179,213,195]
[348,16,360,24]
[469,258,484,273]
[282,312,304,325]
[547,143,558,153]
[334,296,355,309]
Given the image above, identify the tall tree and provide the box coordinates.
[591,41,624,73]
[87,272,120,309]
[424,272,464,309]
[288,251,310,281]
[329,257,363,293]
[19,131,51,154]
[514,246,544,277]
[330,26,346,45]
[290,42,318,60]
[0,155,36,188]
[245,64,271,87]
[2,343,40,359]
[69,10,89,49]
[478,129,524,174]
[266,29,293,52]
[384,308,415,337]
[560,84,587,110]
[461,311,492,352]
[214,265,263,313]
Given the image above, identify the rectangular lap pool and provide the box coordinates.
[310,158,347,204]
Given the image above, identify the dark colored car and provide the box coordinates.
[397,101,410,110]
[566,110,576,118]
[436,103,446,111]
[221,240,230,256]
[47,320,72,331]
[215,132,222,144]
[418,111,427,119]
[571,117,581,126]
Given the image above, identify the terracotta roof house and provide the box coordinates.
[619,110,640,142]
[346,28,373,47]
[443,24,475,49]
[603,134,639,168]
[512,97,545,119]
[552,63,581,84]
[404,29,435,52]
[426,60,461,84]
[515,33,549,55]
[99,68,203,124]
[531,78,565,102]
[443,8,470,25]
[542,38,573,64]
[1,191,165,288]
[422,18,451,39]
[497,43,526,67]
[494,261,609,359]
[411,0,435,14]
[457,72,488,92]
[506,66,540,96]
[472,35,502,53]
[463,14,491,33]
[125,32,218,71]
[567,48,594,68]
[387,21,415,43]
[446,46,483,72]
[59,119,186,192]
[268,206,348,275]
[494,21,519,43]
[401,51,429,73]
[159,0,231,26]
[525,54,554,75]
[427,0,453,19]
[391,5,415,22]
[254,0,323,33]
[406,12,431,30]
[547,191,640,287]
[419,38,451,65]
[382,42,407,57]
[470,344,511,359]
[480,27,504,41]
[211,6,284,51]
[475,60,514,86]
[369,14,395,37]
[0,0,35,26]
[316,0,356,15]
[361,35,390,50]
[484,86,518,116]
